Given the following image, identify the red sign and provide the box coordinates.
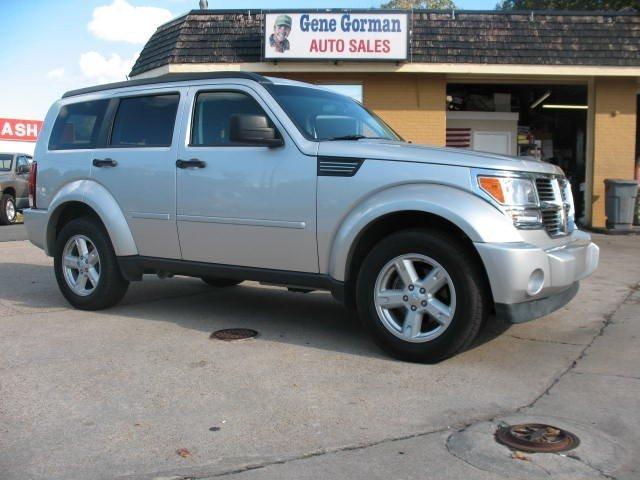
[0,118,43,142]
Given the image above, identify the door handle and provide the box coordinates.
[176,158,206,169]
[93,158,118,168]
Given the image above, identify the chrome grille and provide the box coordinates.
[535,176,573,237]
[535,178,556,202]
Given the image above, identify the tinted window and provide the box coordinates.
[191,91,274,146]
[265,84,401,142]
[110,94,179,148]
[0,154,11,171]
[16,156,30,173]
[49,100,109,150]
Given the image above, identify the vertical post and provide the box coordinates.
[585,77,596,227]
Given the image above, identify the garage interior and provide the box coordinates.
[446,83,588,223]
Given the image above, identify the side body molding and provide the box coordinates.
[327,183,522,281]
[45,179,138,257]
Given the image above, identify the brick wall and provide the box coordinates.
[591,78,638,228]
[268,73,447,147]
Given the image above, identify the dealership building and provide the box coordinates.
[130,9,640,228]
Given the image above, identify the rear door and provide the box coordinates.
[91,87,186,259]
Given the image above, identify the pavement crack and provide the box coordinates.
[517,285,636,412]
[505,334,584,346]
[571,371,640,381]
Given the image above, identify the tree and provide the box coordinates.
[496,0,637,10]
[380,0,456,9]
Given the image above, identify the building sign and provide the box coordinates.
[0,118,43,142]
[264,12,408,61]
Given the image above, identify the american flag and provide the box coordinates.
[446,128,471,148]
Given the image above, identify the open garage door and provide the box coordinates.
[446,83,588,224]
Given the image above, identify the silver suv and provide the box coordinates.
[0,152,32,225]
[24,73,599,362]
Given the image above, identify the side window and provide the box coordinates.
[49,100,109,150]
[191,91,276,146]
[16,156,30,173]
[110,94,179,148]
[0,154,12,171]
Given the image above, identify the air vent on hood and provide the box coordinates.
[318,157,364,177]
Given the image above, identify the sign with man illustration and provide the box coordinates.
[264,12,408,60]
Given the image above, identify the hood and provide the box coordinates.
[318,139,563,176]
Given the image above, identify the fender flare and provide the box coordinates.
[328,183,522,281]
[45,179,138,257]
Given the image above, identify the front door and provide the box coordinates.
[91,88,186,259]
[176,85,318,273]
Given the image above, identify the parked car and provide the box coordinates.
[23,73,599,362]
[0,152,32,225]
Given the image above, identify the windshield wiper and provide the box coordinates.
[326,135,389,141]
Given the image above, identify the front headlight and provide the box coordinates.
[478,176,537,206]
[477,175,542,229]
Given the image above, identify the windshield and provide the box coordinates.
[0,154,12,171]
[265,84,403,142]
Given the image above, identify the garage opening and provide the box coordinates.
[446,83,588,223]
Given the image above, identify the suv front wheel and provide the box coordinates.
[356,230,488,363]
[54,217,129,310]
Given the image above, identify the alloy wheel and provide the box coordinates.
[373,254,457,343]
[62,235,101,296]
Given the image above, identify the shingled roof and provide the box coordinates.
[130,9,640,77]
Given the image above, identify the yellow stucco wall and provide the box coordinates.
[591,78,638,228]
[270,73,447,146]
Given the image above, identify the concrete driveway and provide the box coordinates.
[0,234,638,480]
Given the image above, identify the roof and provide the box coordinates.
[62,72,271,99]
[130,9,640,77]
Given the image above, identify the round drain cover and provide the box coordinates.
[495,423,580,453]
[211,328,258,341]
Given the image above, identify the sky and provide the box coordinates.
[0,0,496,120]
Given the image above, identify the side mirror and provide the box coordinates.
[16,164,30,175]
[230,114,284,148]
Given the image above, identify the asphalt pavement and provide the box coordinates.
[0,234,638,480]
[0,223,27,242]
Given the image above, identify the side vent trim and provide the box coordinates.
[318,156,364,177]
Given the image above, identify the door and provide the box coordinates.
[14,155,31,208]
[176,85,318,272]
[472,131,511,156]
[91,88,186,259]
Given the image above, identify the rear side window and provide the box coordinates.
[191,91,273,146]
[0,154,12,171]
[110,94,179,148]
[49,100,109,150]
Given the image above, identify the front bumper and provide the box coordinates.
[475,230,599,323]
[23,208,49,253]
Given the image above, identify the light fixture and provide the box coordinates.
[530,91,551,110]
[542,104,588,110]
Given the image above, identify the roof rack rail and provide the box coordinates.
[62,72,271,99]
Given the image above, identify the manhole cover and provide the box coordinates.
[210,328,258,341]
[495,423,580,453]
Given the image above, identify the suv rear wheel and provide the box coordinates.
[0,194,17,225]
[356,229,488,363]
[54,217,129,310]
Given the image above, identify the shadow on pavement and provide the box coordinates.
[0,262,512,361]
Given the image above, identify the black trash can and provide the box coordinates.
[604,179,638,230]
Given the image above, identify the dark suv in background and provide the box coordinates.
[0,153,32,225]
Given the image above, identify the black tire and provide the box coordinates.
[0,194,17,225]
[54,217,129,310]
[356,229,488,363]
[201,276,243,288]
